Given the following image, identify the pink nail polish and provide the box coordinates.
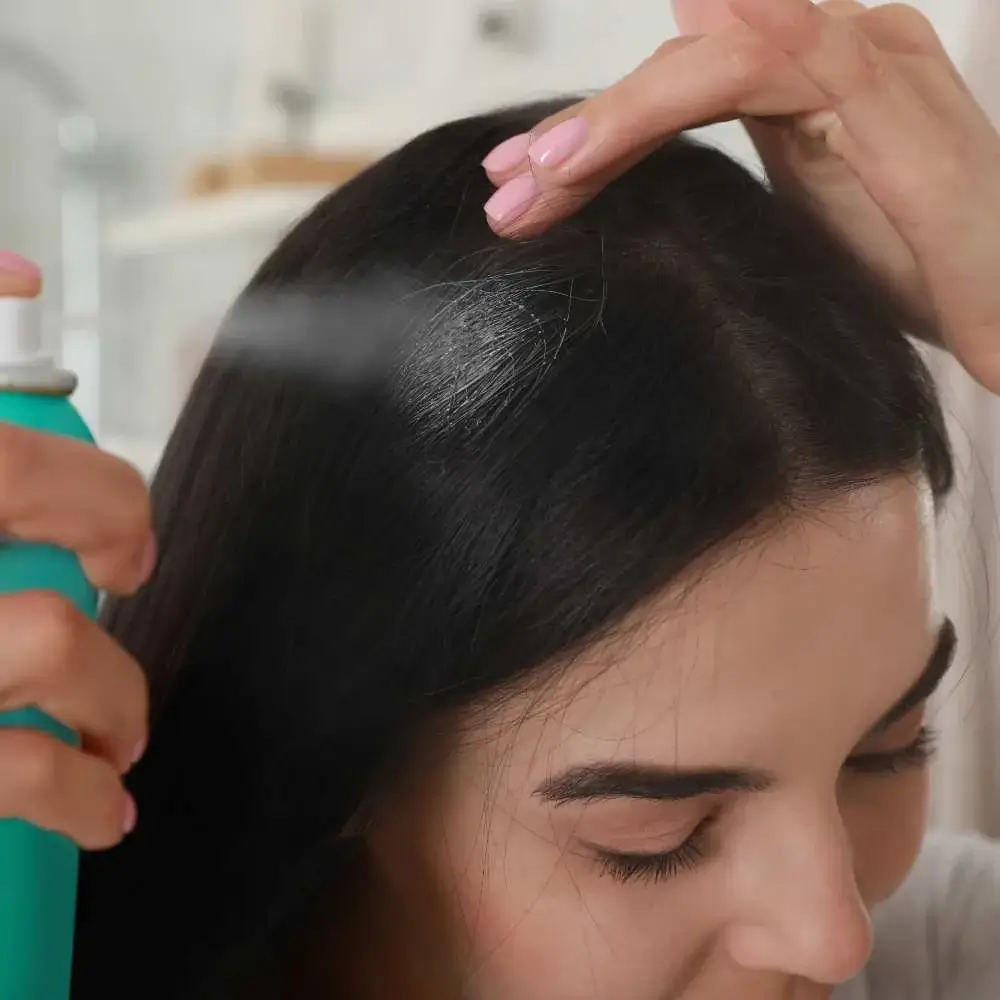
[482,133,531,175]
[484,175,539,224]
[123,793,138,835]
[0,251,41,279]
[528,117,588,169]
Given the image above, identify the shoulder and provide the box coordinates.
[865,830,1000,998]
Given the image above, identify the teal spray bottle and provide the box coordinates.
[0,265,97,1000]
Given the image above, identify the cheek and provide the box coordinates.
[434,803,710,1000]
[441,804,610,987]
[841,770,929,906]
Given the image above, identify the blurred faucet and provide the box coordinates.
[0,36,106,430]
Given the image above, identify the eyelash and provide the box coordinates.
[595,725,939,886]
[843,724,939,775]
[596,820,710,884]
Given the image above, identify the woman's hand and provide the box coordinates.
[0,255,153,849]
[481,0,1000,395]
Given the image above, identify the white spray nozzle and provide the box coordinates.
[0,296,48,367]
[0,296,76,394]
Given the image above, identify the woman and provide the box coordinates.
[0,1,996,999]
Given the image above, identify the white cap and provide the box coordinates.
[0,296,76,393]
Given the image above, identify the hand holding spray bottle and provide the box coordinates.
[0,252,131,1000]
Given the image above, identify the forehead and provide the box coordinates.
[473,477,938,776]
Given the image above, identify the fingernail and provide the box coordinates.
[139,535,157,584]
[482,133,531,175]
[123,793,138,835]
[484,175,539,225]
[0,250,41,279]
[130,737,147,768]
[528,117,588,169]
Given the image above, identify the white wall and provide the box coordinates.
[0,0,248,437]
[0,0,246,260]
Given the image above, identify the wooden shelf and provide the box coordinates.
[106,186,331,256]
[104,75,575,257]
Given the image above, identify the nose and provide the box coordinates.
[723,802,875,985]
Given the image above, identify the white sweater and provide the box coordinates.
[833,832,1000,999]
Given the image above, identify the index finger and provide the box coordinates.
[482,37,702,188]
[484,22,828,236]
[0,423,154,593]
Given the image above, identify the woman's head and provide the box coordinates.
[75,99,953,1000]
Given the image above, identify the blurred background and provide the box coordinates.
[0,0,997,835]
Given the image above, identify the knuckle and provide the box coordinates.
[726,34,773,88]
[134,665,150,724]
[120,659,150,741]
[119,464,153,530]
[649,37,693,64]
[873,4,938,47]
[18,591,82,679]
[833,30,891,102]
[85,462,153,592]
[880,140,964,218]
[127,495,154,552]
[924,143,966,192]
[105,465,154,562]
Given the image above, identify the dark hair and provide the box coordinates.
[72,98,952,999]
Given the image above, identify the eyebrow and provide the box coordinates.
[864,616,956,738]
[535,618,957,806]
[535,764,774,805]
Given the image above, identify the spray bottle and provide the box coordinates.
[0,255,98,1000]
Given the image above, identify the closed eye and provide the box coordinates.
[591,725,939,887]
[844,724,938,775]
